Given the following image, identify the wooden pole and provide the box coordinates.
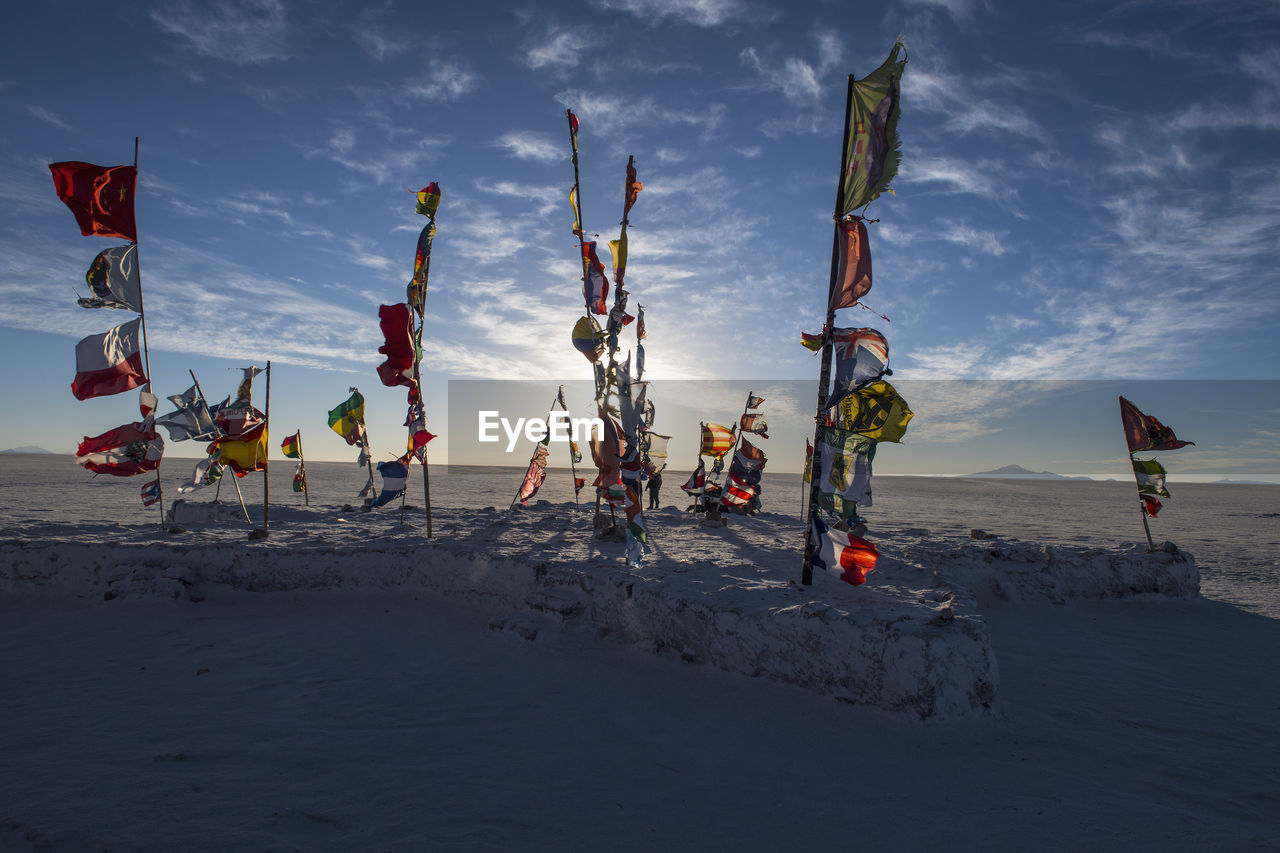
[127,137,165,532]
[561,387,581,506]
[260,361,271,534]
[802,75,857,587]
[1129,453,1157,551]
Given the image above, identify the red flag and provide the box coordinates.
[582,241,609,315]
[376,303,416,388]
[1141,495,1162,518]
[49,161,138,240]
[76,421,163,477]
[71,318,147,401]
[623,158,643,217]
[1119,396,1194,453]
[830,216,872,311]
[574,477,587,495]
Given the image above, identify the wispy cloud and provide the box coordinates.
[353,28,410,61]
[903,153,1006,200]
[494,132,562,163]
[938,223,1008,256]
[150,0,291,65]
[26,106,70,131]
[523,25,590,70]
[739,31,844,106]
[404,59,480,102]
[554,90,726,140]
[907,67,1048,143]
[592,0,751,28]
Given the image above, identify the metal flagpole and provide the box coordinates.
[802,74,857,587]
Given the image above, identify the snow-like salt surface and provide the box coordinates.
[1,456,1278,850]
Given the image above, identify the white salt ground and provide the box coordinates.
[1,456,1278,851]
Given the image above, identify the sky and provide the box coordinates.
[2,0,1278,481]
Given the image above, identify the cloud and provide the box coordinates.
[592,0,750,28]
[404,60,480,102]
[938,223,1008,256]
[26,106,70,131]
[739,32,844,106]
[494,132,562,163]
[902,154,1006,199]
[354,28,410,61]
[150,0,291,65]
[554,90,726,140]
[906,67,1048,143]
[523,25,590,70]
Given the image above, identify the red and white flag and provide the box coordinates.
[76,421,164,477]
[809,515,878,586]
[71,318,147,401]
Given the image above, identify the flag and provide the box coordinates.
[406,402,436,458]
[76,421,163,477]
[801,330,825,351]
[832,328,890,401]
[582,241,609,315]
[574,477,587,495]
[157,387,217,442]
[572,315,605,362]
[740,413,769,439]
[234,366,263,406]
[643,433,671,463]
[416,182,440,218]
[281,431,301,459]
[557,385,567,411]
[517,456,548,505]
[699,423,734,458]
[830,216,873,311]
[376,303,416,388]
[623,483,646,543]
[48,161,137,240]
[370,460,410,508]
[1141,495,1162,518]
[609,232,628,287]
[605,482,628,508]
[328,391,365,444]
[409,219,436,314]
[804,438,812,483]
[140,479,161,507]
[569,184,582,236]
[817,427,874,517]
[138,389,158,419]
[810,515,879,586]
[211,408,268,475]
[838,380,912,442]
[71,317,147,400]
[1119,397,1194,453]
[681,459,706,495]
[292,464,306,493]
[79,244,141,311]
[567,109,580,169]
[746,394,765,409]
[1132,458,1171,498]
[619,440,644,489]
[720,473,756,508]
[636,343,645,380]
[569,440,583,464]
[589,411,624,488]
[840,42,905,216]
[730,437,767,477]
[624,158,643,217]
[636,304,646,340]
[178,456,223,494]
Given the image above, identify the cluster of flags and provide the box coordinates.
[327,388,376,499]
[564,110,663,560]
[512,386,583,508]
[802,42,909,587]
[1119,396,1194,524]
[683,393,770,514]
[50,157,166,512]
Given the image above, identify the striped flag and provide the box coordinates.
[720,474,756,508]
[281,432,302,459]
[582,241,609,315]
[1132,459,1170,498]
[809,515,878,586]
[76,421,164,477]
[140,479,161,506]
[71,318,147,401]
[699,423,734,458]
[370,460,410,508]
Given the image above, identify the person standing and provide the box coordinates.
[647,470,662,509]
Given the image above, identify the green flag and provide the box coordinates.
[328,391,365,445]
[840,42,906,216]
[837,379,913,443]
[1132,458,1170,498]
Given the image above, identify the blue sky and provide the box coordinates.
[2,0,1278,480]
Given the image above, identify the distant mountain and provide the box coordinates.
[1213,478,1277,486]
[960,464,1092,481]
[0,446,54,454]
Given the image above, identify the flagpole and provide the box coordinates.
[408,188,438,538]
[190,369,250,524]
[249,360,270,539]
[802,74,857,587]
[125,136,164,532]
[1129,452,1157,552]
[561,387,581,506]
